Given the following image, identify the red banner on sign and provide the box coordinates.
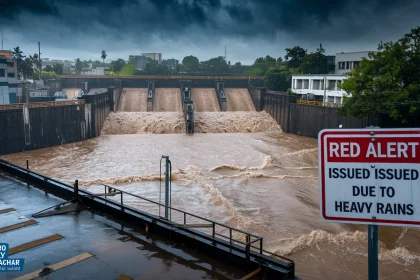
[326,137,420,163]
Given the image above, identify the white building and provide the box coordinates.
[335,51,375,75]
[291,74,348,104]
[0,50,20,104]
[141,52,162,63]
[291,51,376,104]
[82,67,109,76]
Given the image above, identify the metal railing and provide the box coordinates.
[0,158,293,267]
[59,75,265,80]
[100,184,292,264]
[0,100,85,110]
[297,99,342,108]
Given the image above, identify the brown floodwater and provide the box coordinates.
[3,132,419,279]
[2,89,419,279]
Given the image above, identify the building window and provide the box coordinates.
[328,80,336,90]
[7,62,14,67]
[338,62,345,69]
[353,61,360,68]
[0,69,5,77]
[313,80,321,90]
[8,72,15,78]
[346,62,350,69]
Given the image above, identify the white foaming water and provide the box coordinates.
[102,111,281,134]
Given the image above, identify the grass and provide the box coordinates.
[117,61,136,76]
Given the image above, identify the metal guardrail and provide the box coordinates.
[100,184,288,262]
[265,90,288,95]
[59,75,265,80]
[0,158,292,266]
[0,100,86,110]
[297,99,342,108]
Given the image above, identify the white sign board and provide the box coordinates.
[29,90,49,97]
[319,128,420,227]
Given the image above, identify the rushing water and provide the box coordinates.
[3,132,419,279]
[2,88,419,279]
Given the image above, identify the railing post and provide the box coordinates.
[230,228,232,245]
[260,238,263,254]
[246,235,250,266]
[74,180,79,202]
[212,223,215,239]
[120,192,123,211]
[184,212,186,225]
[26,160,30,188]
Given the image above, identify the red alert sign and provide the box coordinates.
[318,128,420,227]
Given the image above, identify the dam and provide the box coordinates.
[0,76,418,279]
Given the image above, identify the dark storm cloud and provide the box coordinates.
[1,0,419,61]
[1,0,418,37]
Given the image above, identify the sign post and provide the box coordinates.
[368,224,378,280]
[318,128,420,280]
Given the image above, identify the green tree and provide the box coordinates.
[53,63,64,75]
[44,65,54,72]
[250,55,278,76]
[12,46,25,60]
[101,50,107,63]
[30,53,41,70]
[40,71,57,80]
[144,60,158,74]
[156,64,169,75]
[181,55,199,72]
[20,58,34,79]
[340,27,420,123]
[264,66,293,91]
[12,46,26,79]
[284,46,307,69]
[200,56,229,74]
[300,44,328,74]
[110,58,126,72]
[75,58,82,74]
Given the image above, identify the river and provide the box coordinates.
[3,130,419,279]
[2,88,420,279]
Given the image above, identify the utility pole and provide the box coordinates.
[224,45,227,62]
[38,42,41,80]
[1,28,3,50]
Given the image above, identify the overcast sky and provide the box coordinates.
[1,0,419,65]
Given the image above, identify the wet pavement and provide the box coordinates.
[0,173,242,280]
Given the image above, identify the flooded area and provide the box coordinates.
[2,88,419,279]
[3,131,419,279]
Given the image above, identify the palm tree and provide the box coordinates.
[12,46,25,60]
[20,58,34,80]
[12,46,26,80]
[101,50,107,63]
